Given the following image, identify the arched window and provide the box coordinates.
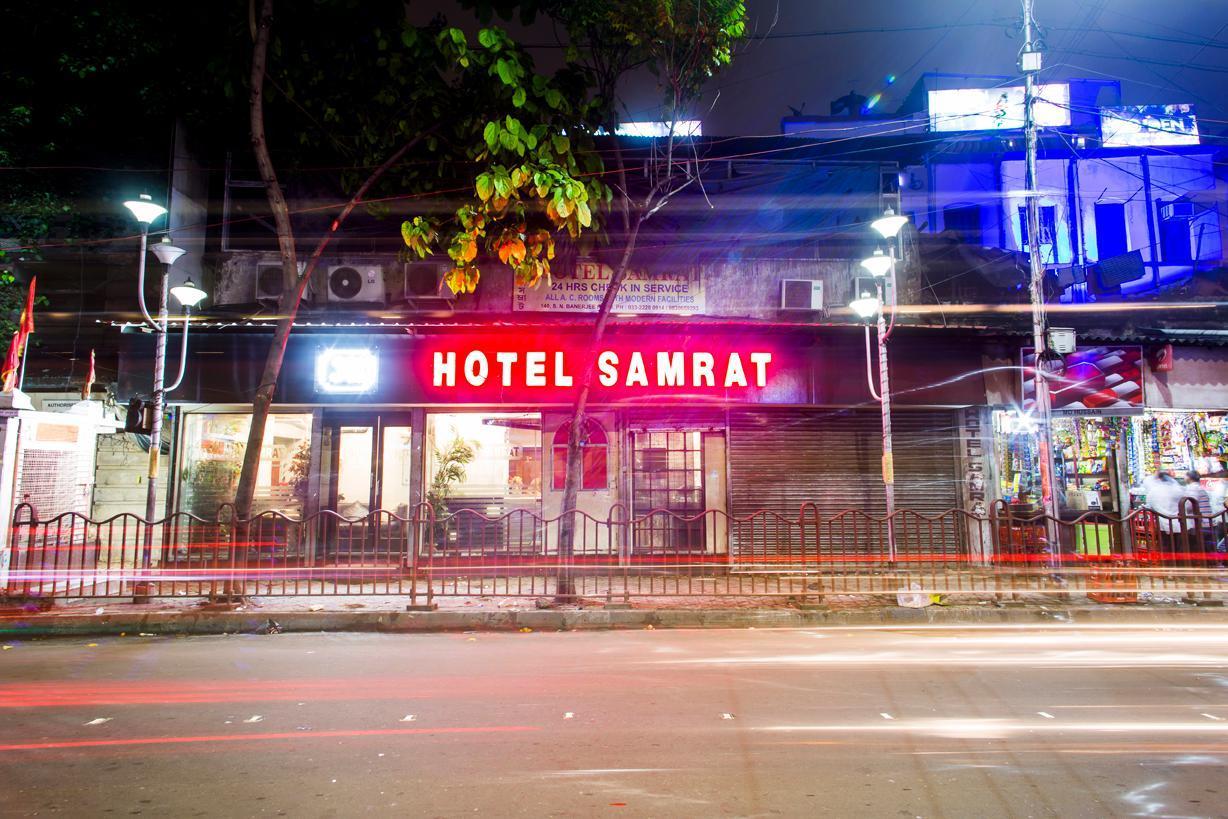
[552,418,609,491]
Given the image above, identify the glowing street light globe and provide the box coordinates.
[122,193,168,226]
[870,208,909,240]
[849,295,881,319]
[170,279,208,309]
[150,237,186,266]
[860,248,893,277]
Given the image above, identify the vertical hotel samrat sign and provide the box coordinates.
[513,261,704,315]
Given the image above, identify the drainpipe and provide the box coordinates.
[1140,154,1159,288]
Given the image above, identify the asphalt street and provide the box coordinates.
[2,624,1228,817]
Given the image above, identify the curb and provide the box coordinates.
[3,604,1228,638]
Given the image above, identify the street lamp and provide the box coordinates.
[871,208,908,240]
[849,278,882,319]
[123,194,168,227]
[124,194,206,595]
[859,248,893,279]
[854,209,910,563]
[166,279,207,393]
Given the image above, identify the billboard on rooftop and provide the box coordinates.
[1100,104,1199,147]
[929,84,1070,132]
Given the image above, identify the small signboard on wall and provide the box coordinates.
[1022,345,1145,416]
[513,260,705,315]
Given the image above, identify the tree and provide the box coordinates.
[236,0,605,520]
[1,3,232,375]
[434,0,747,600]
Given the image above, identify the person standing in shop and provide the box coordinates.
[1183,470,1220,567]
[1142,470,1185,560]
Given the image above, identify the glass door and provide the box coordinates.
[324,415,412,563]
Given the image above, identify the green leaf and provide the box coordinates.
[495,59,513,86]
[477,28,497,49]
[545,89,563,110]
[483,121,499,151]
[476,174,494,201]
[551,134,569,154]
[512,87,526,108]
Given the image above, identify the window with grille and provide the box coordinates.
[1018,204,1056,250]
[631,430,706,552]
[1157,200,1193,264]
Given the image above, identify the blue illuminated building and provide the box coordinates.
[784,73,1226,302]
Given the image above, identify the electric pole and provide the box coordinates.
[1021,0,1060,550]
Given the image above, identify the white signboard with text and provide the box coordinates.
[513,261,705,315]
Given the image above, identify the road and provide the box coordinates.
[2,624,1228,818]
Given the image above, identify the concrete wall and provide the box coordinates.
[1145,346,1228,410]
[168,122,209,288]
[924,162,1001,246]
[91,433,171,521]
[702,257,856,319]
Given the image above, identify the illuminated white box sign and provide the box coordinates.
[316,348,379,393]
[1100,104,1199,148]
[432,350,772,390]
[928,84,1070,132]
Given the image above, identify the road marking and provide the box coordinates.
[1202,713,1223,721]
[83,718,111,726]
[721,713,735,720]
[880,713,895,720]
[564,712,575,719]
[399,715,417,722]
[243,715,263,723]
[1038,712,1055,719]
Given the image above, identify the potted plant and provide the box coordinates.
[426,433,477,549]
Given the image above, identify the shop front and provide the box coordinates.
[993,342,1228,555]
[118,324,986,561]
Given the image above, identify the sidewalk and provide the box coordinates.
[2,592,1226,637]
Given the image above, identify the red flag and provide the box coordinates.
[2,277,36,393]
[1,332,19,393]
[82,348,96,400]
[19,276,35,339]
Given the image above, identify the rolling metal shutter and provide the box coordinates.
[727,409,961,553]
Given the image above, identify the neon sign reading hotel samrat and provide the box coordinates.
[433,349,773,389]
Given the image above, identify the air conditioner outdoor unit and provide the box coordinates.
[780,279,824,311]
[403,262,456,303]
[255,262,307,303]
[1161,201,1196,220]
[326,264,384,303]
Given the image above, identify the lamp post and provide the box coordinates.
[123,195,206,594]
[853,209,910,563]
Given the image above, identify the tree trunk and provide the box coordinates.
[235,0,297,521]
[555,212,644,602]
[234,0,426,522]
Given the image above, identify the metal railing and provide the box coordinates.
[4,500,1225,603]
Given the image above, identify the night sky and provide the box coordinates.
[442,0,1228,136]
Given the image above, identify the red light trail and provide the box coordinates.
[0,725,539,753]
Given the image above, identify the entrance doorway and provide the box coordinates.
[630,429,727,554]
[323,414,414,563]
